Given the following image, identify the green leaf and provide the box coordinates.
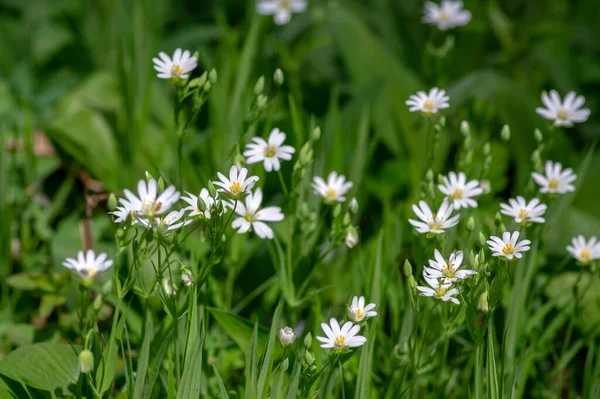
[208,307,268,354]
[0,343,80,394]
[487,322,499,399]
[6,324,35,347]
[212,364,230,399]
[96,306,127,394]
[133,313,153,399]
[177,292,205,399]
[257,301,283,398]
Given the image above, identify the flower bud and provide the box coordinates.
[162,279,176,296]
[203,81,212,92]
[499,223,506,234]
[478,232,487,247]
[438,116,446,127]
[343,213,352,227]
[469,250,476,267]
[254,76,265,95]
[299,143,313,165]
[273,68,284,86]
[93,295,103,312]
[145,171,155,181]
[460,120,470,136]
[483,142,491,156]
[425,169,434,182]
[156,221,168,237]
[466,217,475,232]
[312,126,321,141]
[256,94,268,108]
[333,204,342,217]
[196,72,208,88]
[480,180,491,194]
[534,128,543,143]
[158,177,165,193]
[494,212,503,226]
[107,193,118,211]
[349,197,359,214]
[181,268,194,287]
[408,275,417,289]
[478,291,489,313]
[345,227,359,249]
[208,181,217,198]
[79,350,94,373]
[281,357,289,371]
[501,124,511,141]
[208,69,218,84]
[279,326,295,347]
[197,196,207,212]
[303,332,312,349]
[304,350,315,366]
[403,259,413,276]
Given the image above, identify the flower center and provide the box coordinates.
[518,209,529,219]
[557,109,569,121]
[334,335,346,348]
[229,181,243,195]
[502,244,515,256]
[579,249,592,262]
[439,12,449,23]
[140,197,161,216]
[428,213,444,231]
[279,0,292,10]
[436,286,447,297]
[244,212,255,222]
[354,308,364,321]
[264,144,277,158]
[423,99,436,112]
[324,188,337,201]
[453,189,464,199]
[443,263,455,278]
[170,64,183,77]
[548,178,560,190]
[80,268,97,279]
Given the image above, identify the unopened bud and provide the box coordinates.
[460,121,470,136]
[499,223,506,234]
[208,69,218,84]
[469,250,476,266]
[478,232,487,247]
[156,221,168,237]
[279,326,295,347]
[478,291,489,313]
[203,81,212,92]
[181,268,194,287]
[345,227,359,249]
[303,333,312,349]
[254,76,265,95]
[312,126,321,141]
[196,72,208,88]
[93,295,103,311]
[348,198,359,215]
[425,169,434,182]
[494,212,503,226]
[162,279,176,296]
[467,217,475,232]
[158,177,165,193]
[281,357,289,371]
[438,116,446,127]
[408,275,417,289]
[145,171,155,181]
[107,193,118,211]
[532,150,541,167]
[79,350,94,373]
[534,128,543,143]
[256,94,268,108]
[274,68,284,86]
[403,259,413,276]
[208,181,217,198]
[197,197,207,212]
[501,124,510,141]
[333,204,342,217]
[304,350,315,366]
[483,142,491,156]
[480,180,491,194]
[343,213,352,227]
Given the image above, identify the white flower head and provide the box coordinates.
[345,228,359,249]
[63,250,113,281]
[487,231,531,260]
[181,188,217,219]
[120,179,180,220]
[535,90,590,127]
[312,172,353,203]
[316,318,366,352]
[110,200,137,225]
[566,235,600,264]
[531,161,577,195]
[162,279,176,296]
[416,271,460,305]
[213,165,259,200]
[500,196,547,226]
[480,180,491,194]
[256,0,307,25]
[231,188,284,240]
[406,88,450,115]
[347,296,377,322]
[438,171,483,209]
[423,0,471,30]
[243,128,296,172]
[409,200,460,235]
[138,209,192,234]
[279,326,295,347]
[181,268,194,287]
[152,48,197,80]
[424,249,476,283]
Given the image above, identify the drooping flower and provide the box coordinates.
[406,88,450,115]
[422,0,472,30]
[256,0,307,25]
[231,188,284,239]
[181,188,217,219]
[120,179,181,220]
[566,235,600,264]
[181,268,194,287]
[152,48,197,80]
[63,250,113,281]
[535,90,591,127]
[531,161,577,194]
[487,231,531,260]
[312,172,353,203]
[500,197,547,226]
[424,249,476,283]
[345,228,359,249]
[416,271,460,304]
[162,279,176,296]
[347,296,377,322]
[409,200,460,234]
[243,128,296,172]
[438,171,483,209]
[279,326,295,347]
[316,318,366,351]
[213,165,259,200]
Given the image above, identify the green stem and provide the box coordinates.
[277,170,289,196]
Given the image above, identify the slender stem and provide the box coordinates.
[277,170,289,196]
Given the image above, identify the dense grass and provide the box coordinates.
[1,0,600,398]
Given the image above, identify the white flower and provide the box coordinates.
[213,165,259,199]
[500,196,547,226]
[424,249,476,283]
[349,197,359,214]
[63,250,113,281]
[279,326,295,347]
[416,271,460,305]
[162,279,176,296]
[181,268,194,287]
[347,296,377,322]
[243,128,296,172]
[110,201,137,224]
[152,48,197,80]
[231,188,284,239]
[535,90,591,127]
[312,172,353,203]
[345,229,359,249]
[138,209,192,233]
[480,180,491,194]
[256,0,307,25]
[406,88,450,115]
[566,235,600,264]
[477,291,489,313]
[487,231,531,260]
[423,0,471,30]
[181,189,217,219]
[316,318,366,351]
[120,179,180,219]
[531,161,577,194]
[409,200,460,234]
[438,171,483,209]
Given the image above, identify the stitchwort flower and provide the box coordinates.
[409,200,460,234]
[566,235,600,264]
[256,0,307,25]
[181,188,217,219]
[316,318,366,351]
[152,48,197,80]
[406,88,450,115]
[424,249,476,283]
[120,179,181,220]
[213,165,259,200]
[535,90,590,127]
[244,128,296,172]
[487,231,531,260]
[347,296,377,322]
[438,171,483,209]
[312,172,353,203]
[416,271,460,304]
[63,250,113,282]
[531,161,577,195]
[500,196,547,226]
[231,188,284,239]
[423,0,472,30]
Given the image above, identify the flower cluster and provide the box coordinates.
[417,250,476,304]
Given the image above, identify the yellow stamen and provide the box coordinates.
[170,64,183,77]
[423,99,436,112]
[264,144,277,158]
[324,188,337,201]
[557,109,569,121]
[81,268,97,278]
[229,181,243,195]
[439,12,449,23]
[354,309,364,321]
[334,335,346,348]
[244,213,254,222]
[548,178,560,190]
[579,249,592,262]
[436,286,447,297]
[502,244,515,256]
[453,189,464,199]
[518,209,529,219]
[279,0,292,9]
